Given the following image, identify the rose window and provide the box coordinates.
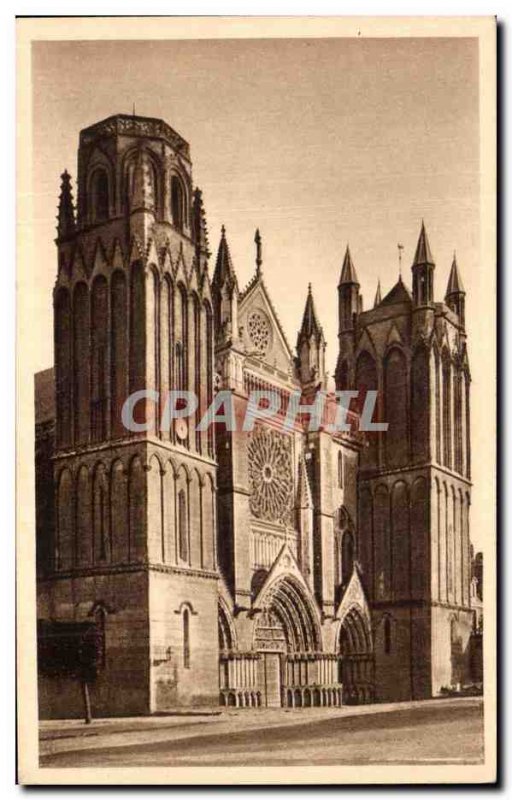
[247,311,271,354]
[248,427,293,524]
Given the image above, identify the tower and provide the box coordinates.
[40,115,219,716]
[412,220,435,306]
[296,284,326,389]
[335,245,361,391]
[445,253,466,330]
[339,222,473,701]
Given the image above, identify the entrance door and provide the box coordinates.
[261,652,282,707]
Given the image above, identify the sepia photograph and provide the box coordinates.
[16,15,496,785]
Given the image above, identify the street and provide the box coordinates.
[39,696,484,768]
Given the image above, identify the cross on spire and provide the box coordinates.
[255,228,262,274]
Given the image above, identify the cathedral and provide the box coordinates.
[35,114,476,718]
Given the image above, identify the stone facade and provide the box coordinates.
[35,114,475,717]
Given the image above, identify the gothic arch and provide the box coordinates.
[128,454,145,562]
[442,348,452,468]
[110,458,128,564]
[189,467,203,567]
[110,270,128,438]
[432,343,441,463]
[129,262,146,401]
[218,598,237,653]
[159,275,173,438]
[384,346,408,468]
[175,282,188,393]
[203,299,214,455]
[122,146,162,215]
[373,483,391,601]
[92,461,110,563]
[175,464,190,564]
[73,281,90,445]
[56,467,73,570]
[411,476,429,598]
[254,574,322,653]
[358,487,373,599]
[337,604,373,704]
[91,275,109,442]
[334,505,355,590]
[86,154,113,223]
[148,266,160,436]
[169,170,187,231]
[148,453,164,562]
[411,345,430,462]
[76,464,92,567]
[55,286,72,448]
[355,350,378,467]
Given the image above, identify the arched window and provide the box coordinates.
[178,489,188,562]
[171,175,184,230]
[384,617,391,654]
[341,531,354,584]
[355,351,378,467]
[442,355,452,468]
[384,347,408,468]
[90,169,109,222]
[183,609,190,668]
[338,451,344,489]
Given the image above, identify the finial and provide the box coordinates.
[397,243,404,279]
[132,102,136,116]
[221,224,226,238]
[255,228,262,274]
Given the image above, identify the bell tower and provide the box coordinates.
[42,115,220,717]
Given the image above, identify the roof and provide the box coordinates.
[446,253,465,296]
[380,276,412,306]
[297,284,324,344]
[79,114,190,159]
[412,221,435,266]
[339,245,359,285]
[212,226,237,287]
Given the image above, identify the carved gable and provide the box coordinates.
[239,279,293,372]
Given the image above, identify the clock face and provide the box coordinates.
[175,418,188,441]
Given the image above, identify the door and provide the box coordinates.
[261,652,282,707]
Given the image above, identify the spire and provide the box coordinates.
[412,221,435,306]
[297,284,326,388]
[413,220,435,267]
[212,225,237,288]
[339,245,359,286]
[445,252,466,328]
[255,228,262,274]
[57,170,76,239]
[298,283,324,345]
[192,187,210,262]
[446,252,465,297]
[374,278,382,308]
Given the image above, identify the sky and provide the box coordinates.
[30,36,487,546]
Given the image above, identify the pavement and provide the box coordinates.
[39,696,484,768]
